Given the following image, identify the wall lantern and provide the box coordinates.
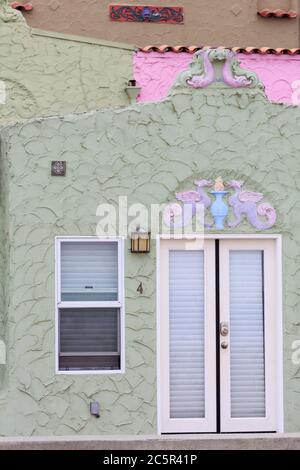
[130,227,151,253]
[125,79,142,104]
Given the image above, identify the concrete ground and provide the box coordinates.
[0,433,300,450]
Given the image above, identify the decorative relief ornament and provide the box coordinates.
[227,180,276,229]
[175,48,263,90]
[213,176,225,191]
[210,177,229,230]
[163,178,276,230]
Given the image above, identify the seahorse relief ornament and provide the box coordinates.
[163,177,276,231]
[175,48,263,90]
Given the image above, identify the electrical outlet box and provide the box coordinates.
[90,401,100,418]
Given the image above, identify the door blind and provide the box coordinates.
[169,250,205,419]
[61,242,118,301]
[229,250,266,418]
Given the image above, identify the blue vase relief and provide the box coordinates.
[210,190,229,230]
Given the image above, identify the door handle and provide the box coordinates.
[220,322,229,337]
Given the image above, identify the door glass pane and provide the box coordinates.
[230,250,265,418]
[169,250,205,419]
[61,242,118,301]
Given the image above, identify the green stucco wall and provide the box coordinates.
[0,133,9,396]
[0,5,134,126]
[0,74,300,436]
[0,3,134,423]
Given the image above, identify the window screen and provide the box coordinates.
[59,308,120,371]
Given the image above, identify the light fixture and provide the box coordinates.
[131,227,151,253]
[125,79,141,104]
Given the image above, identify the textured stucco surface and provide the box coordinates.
[134,51,300,105]
[1,65,300,436]
[23,0,300,48]
[0,13,134,125]
[0,132,9,396]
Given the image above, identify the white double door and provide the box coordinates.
[159,238,280,433]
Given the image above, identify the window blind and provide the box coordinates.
[169,250,205,419]
[61,242,118,301]
[229,250,266,418]
[59,308,120,371]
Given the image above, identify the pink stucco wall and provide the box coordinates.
[134,52,300,105]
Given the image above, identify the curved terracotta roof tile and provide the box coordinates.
[10,2,33,11]
[258,9,298,18]
[139,45,300,55]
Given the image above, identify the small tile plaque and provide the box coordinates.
[109,5,184,24]
[51,161,66,176]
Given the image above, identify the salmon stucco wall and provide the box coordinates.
[134,51,300,105]
[22,0,300,48]
[0,5,134,126]
[1,57,300,436]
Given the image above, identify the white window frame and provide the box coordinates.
[55,236,125,375]
[156,234,283,435]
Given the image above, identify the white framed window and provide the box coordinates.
[55,237,124,375]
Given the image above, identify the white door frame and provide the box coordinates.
[156,234,283,435]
